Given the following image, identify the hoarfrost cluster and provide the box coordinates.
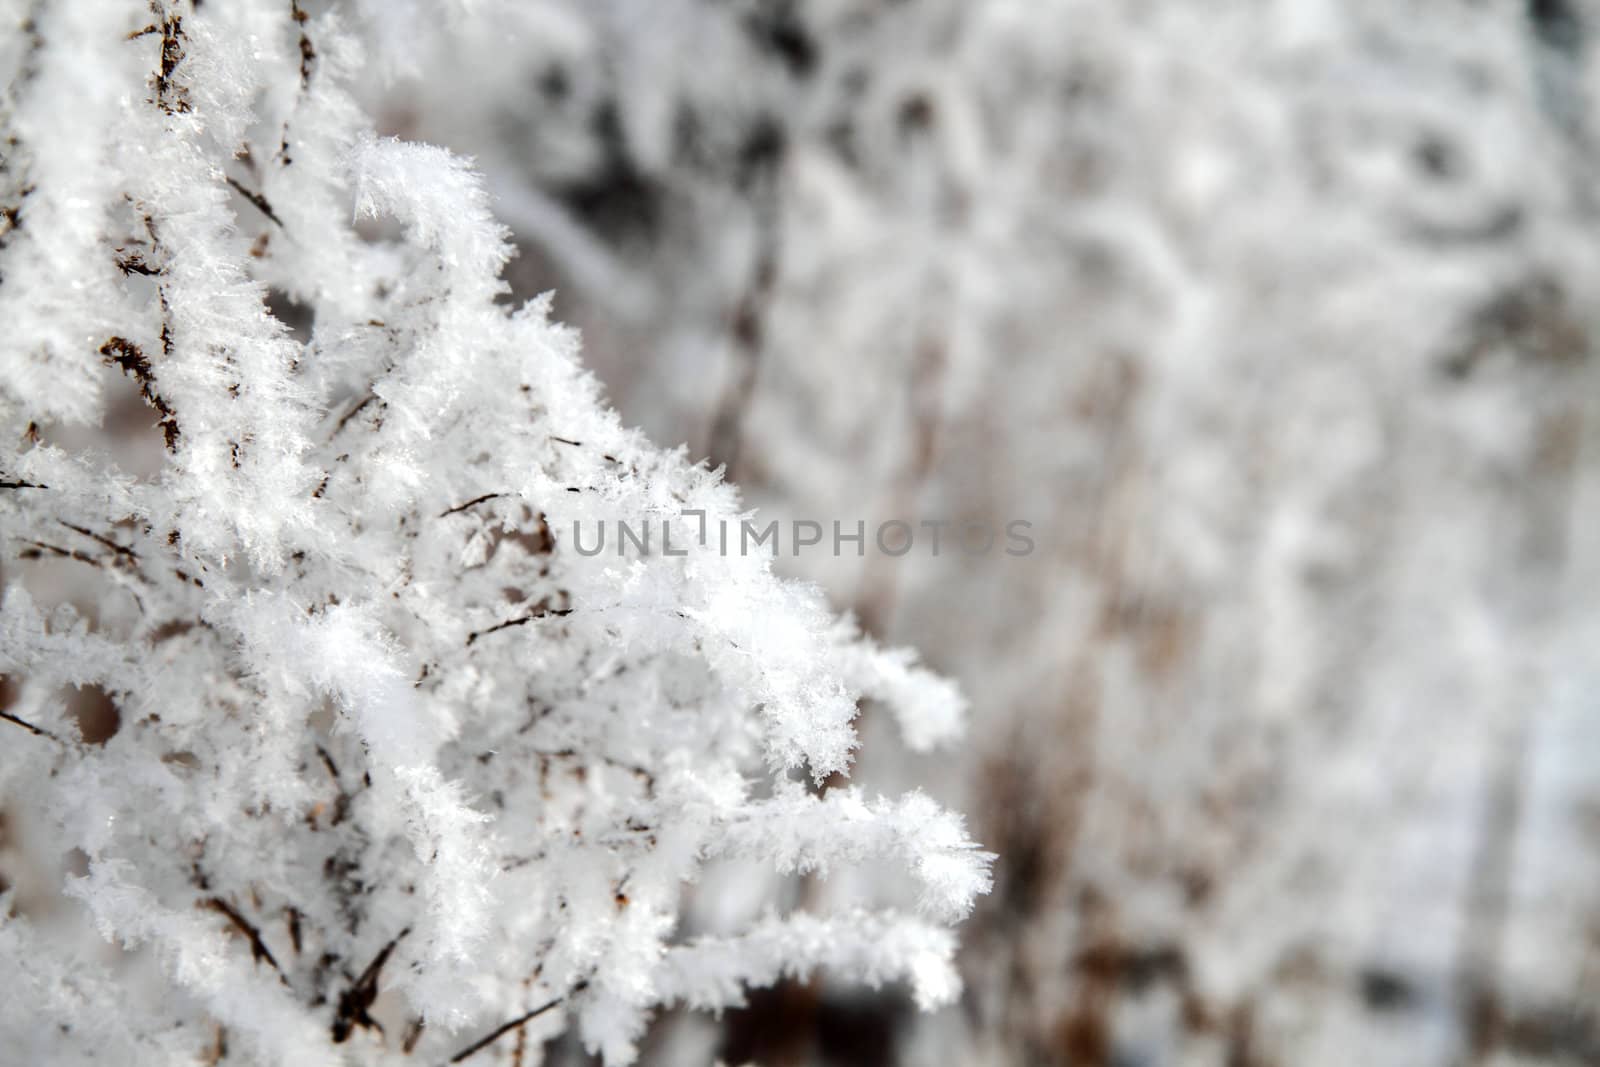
[0,3,990,1064]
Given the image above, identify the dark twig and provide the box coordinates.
[447,984,585,1064]
[58,521,139,561]
[154,14,189,114]
[0,709,61,742]
[439,493,505,518]
[115,250,160,276]
[224,175,284,228]
[290,0,316,86]
[100,336,180,451]
[466,606,572,646]
[531,748,654,791]
[548,435,619,464]
[21,540,99,566]
[332,927,410,1043]
[332,394,375,437]
[315,743,342,784]
[314,743,353,826]
[208,897,289,985]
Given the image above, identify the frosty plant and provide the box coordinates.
[0,2,991,1064]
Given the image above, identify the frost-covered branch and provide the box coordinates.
[0,3,989,1064]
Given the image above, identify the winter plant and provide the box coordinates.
[0,3,991,1064]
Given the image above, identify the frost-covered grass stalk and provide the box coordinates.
[0,3,991,1064]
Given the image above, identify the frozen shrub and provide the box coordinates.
[0,3,989,1064]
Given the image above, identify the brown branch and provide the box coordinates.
[439,493,505,518]
[290,0,316,86]
[547,435,619,464]
[447,984,585,1064]
[207,897,289,984]
[115,249,160,276]
[21,540,99,566]
[154,15,189,115]
[224,176,284,228]
[100,336,180,451]
[332,394,375,437]
[531,748,654,791]
[332,927,410,1043]
[314,743,353,826]
[58,521,139,561]
[315,743,341,783]
[0,709,61,742]
[466,605,572,646]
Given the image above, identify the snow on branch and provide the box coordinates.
[0,2,990,1064]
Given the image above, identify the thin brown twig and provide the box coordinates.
[447,984,585,1064]
[0,709,61,742]
[332,927,410,1042]
[21,540,99,566]
[207,897,290,985]
[439,493,505,518]
[58,521,139,561]
[224,176,284,228]
[466,606,572,646]
[332,394,375,437]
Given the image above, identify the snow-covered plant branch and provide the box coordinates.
[0,3,990,1064]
